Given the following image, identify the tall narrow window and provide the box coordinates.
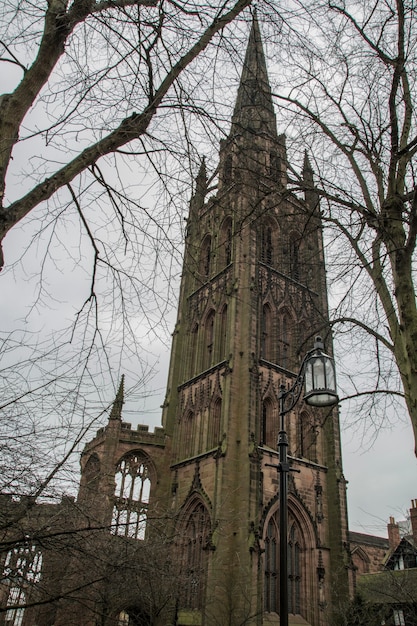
[261,303,273,361]
[180,502,211,610]
[208,398,221,450]
[189,323,199,378]
[181,410,195,458]
[288,523,303,614]
[264,516,278,613]
[112,453,151,540]
[261,225,273,265]
[218,305,228,361]
[219,218,232,268]
[200,235,212,279]
[262,398,277,449]
[202,310,215,371]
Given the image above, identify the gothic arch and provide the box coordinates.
[262,496,318,622]
[261,302,274,362]
[259,216,279,267]
[218,217,233,269]
[261,395,278,449]
[351,546,370,575]
[199,234,212,280]
[217,303,228,362]
[288,230,304,282]
[201,308,215,371]
[277,306,297,371]
[112,451,154,540]
[176,497,212,610]
[208,396,222,450]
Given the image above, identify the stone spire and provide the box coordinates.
[303,151,319,210]
[109,375,124,421]
[229,13,277,139]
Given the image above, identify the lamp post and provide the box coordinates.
[278,336,338,626]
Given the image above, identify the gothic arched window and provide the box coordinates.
[261,398,277,449]
[200,235,212,279]
[208,398,221,450]
[219,217,233,268]
[261,224,273,265]
[181,410,195,458]
[261,303,273,362]
[180,502,211,610]
[264,516,278,613]
[264,513,307,618]
[218,304,228,361]
[202,310,215,371]
[189,323,199,378]
[112,453,151,540]
[2,544,43,626]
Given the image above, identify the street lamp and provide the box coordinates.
[278,336,338,626]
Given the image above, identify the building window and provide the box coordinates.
[180,502,211,610]
[264,514,306,618]
[261,224,273,265]
[218,305,228,361]
[261,303,273,361]
[200,235,212,279]
[208,398,221,450]
[264,517,278,613]
[262,398,277,449]
[2,544,42,626]
[112,453,151,540]
[393,609,405,626]
[5,587,26,626]
[288,523,302,614]
[202,310,215,371]
[219,217,232,267]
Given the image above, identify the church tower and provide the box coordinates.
[66,15,350,626]
[159,14,350,626]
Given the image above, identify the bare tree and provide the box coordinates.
[261,0,417,450]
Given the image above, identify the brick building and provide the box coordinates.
[1,16,352,626]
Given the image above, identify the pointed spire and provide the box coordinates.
[229,13,277,139]
[109,375,124,421]
[303,151,319,210]
[190,157,208,216]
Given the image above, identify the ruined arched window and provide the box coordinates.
[2,544,43,626]
[200,235,212,279]
[261,398,277,449]
[261,303,273,361]
[112,453,151,540]
[180,502,211,610]
[208,398,221,450]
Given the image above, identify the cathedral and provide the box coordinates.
[0,16,352,626]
